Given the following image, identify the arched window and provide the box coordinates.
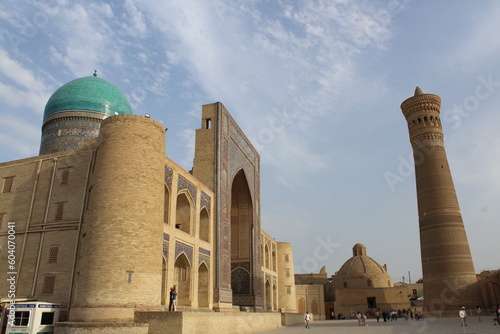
[199,208,210,242]
[164,185,170,224]
[272,251,276,271]
[265,245,270,269]
[175,192,193,234]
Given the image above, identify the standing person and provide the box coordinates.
[356,311,364,326]
[169,286,177,312]
[305,311,311,329]
[475,305,481,322]
[459,306,467,326]
[375,309,380,322]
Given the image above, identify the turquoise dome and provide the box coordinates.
[43,76,133,121]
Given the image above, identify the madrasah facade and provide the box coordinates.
[0,75,298,333]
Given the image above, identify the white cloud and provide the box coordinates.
[0,115,40,157]
[121,0,148,38]
[0,50,51,113]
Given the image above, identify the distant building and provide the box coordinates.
[477,269,500,309]
[295,266,330,320]
[295,244,418,319]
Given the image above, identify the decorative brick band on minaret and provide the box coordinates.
[401,87,480,316]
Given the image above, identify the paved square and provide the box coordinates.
[260,317,500,334]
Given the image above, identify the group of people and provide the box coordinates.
[373,308,422,322]
[306,305,500,329]
[461,305,500,326]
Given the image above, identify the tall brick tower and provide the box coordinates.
[401,87,481,316]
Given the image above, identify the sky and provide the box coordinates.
[1,0,500,283]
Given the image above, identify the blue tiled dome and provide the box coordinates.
[43,76,133,121]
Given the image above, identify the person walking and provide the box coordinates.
[305,311,311,329]
[476,305,481,322]
[459,306,467,327]
[168,286,177,312]
[375,309,380,322]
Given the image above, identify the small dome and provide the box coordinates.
[334,244,393,289]
[43,76,133,122]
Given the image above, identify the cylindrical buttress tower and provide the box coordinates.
[70,115,165,321]
[277,242,297,312]
[401,87,480,316]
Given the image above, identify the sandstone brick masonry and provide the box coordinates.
[0,75,296,333]
[401,88,481,316]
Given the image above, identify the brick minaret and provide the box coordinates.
[401,87,480,316]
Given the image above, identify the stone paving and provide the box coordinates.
[260,317,500,334]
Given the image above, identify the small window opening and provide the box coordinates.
[127,271,134,283]
[61,169,70,185]
[42,275,56,294]
[55,203,65,221]
[205,118,212,129]
[343,281,347,288]
[48,246,59,263]
[2,177,14,193]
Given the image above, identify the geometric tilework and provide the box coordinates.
[200,190,211,213]
[164,165,173,191]
[177,174,197,205]
[199,254,210,267]
[199,247,210,256]
[163,242,168,258]
[175,241,193,264]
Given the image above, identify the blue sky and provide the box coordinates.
[1,0,500,283]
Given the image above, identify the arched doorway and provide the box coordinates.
[273,283,277,310]
[265,280,271,310]
[174,253,191,306]
[311,298,319,317]
[198,263,209,307]
[230,169,253,305]
[161,257,167,305]
[298,297,306,313]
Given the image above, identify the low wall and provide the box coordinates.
[55,322,149,334]
[281,312,304,326]
[135,311,282,334]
